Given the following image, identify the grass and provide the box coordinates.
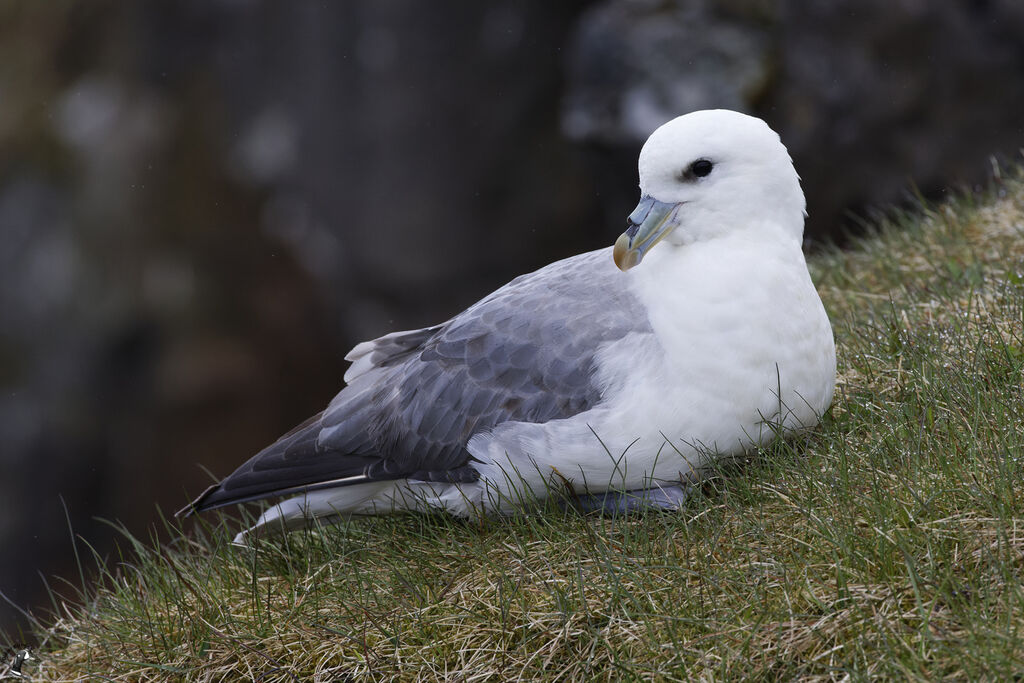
[10,167,1024,681]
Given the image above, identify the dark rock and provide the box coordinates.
[563,0,1024,241]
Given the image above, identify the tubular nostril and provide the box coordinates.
[625,222,640,238]
[627,195,656,230]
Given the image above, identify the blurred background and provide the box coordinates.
[2,0,1023,639]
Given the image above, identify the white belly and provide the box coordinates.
[467,233,835,509]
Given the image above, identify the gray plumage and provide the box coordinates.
[184,249,650,514]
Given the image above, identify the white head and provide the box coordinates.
[614,110,806,270]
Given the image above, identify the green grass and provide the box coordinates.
[12,169,1024,681]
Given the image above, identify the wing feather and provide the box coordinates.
[183,248,652,514]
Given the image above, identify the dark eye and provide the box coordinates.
[690,159,713,178]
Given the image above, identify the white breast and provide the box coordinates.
[469,227,835,502]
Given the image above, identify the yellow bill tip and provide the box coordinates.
[613,233,639,271]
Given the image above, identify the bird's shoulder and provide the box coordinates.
[343,247,643,384]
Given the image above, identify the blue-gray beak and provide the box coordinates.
[613,196,683,271]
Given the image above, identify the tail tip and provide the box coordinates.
[175,484,221,519]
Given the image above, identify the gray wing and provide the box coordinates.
[183,248,651,513]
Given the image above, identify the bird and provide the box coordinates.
[179,109,836,544]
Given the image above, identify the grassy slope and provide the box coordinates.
[16,171,1024,681]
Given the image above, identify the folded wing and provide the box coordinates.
[181,249,649,515]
